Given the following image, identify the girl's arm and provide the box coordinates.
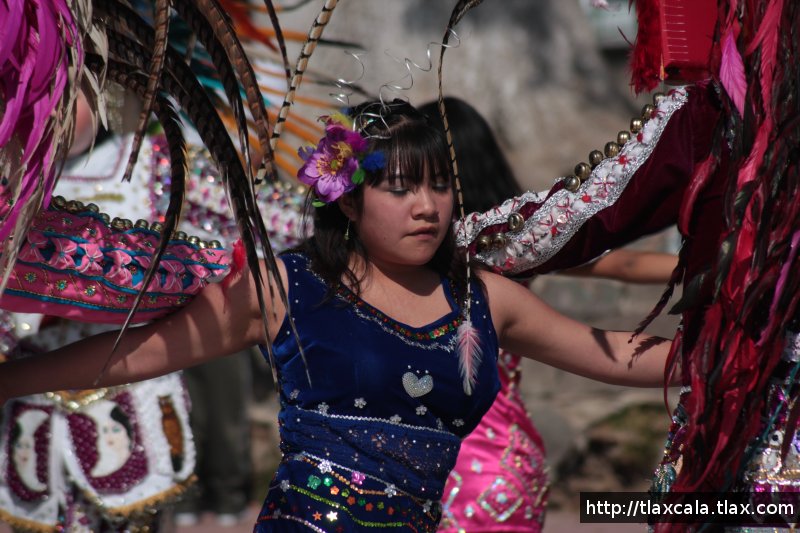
[560,249,678,284]
[0,260,287,402]
[481,270,675,387]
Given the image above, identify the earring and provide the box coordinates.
[344,220,351,241]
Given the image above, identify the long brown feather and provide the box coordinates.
[96,0,251,184]
[269,0,339,156]
[173,0,277,179]
[83,56,186,383]
[260,0,292,90]
[120,0,170,184]
[93,31,310,385]
[436,0,484,315]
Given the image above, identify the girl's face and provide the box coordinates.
[348,168,453,269]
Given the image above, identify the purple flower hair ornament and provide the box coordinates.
[297,114,385,205]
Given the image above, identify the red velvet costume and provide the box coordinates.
[458,1,800,529]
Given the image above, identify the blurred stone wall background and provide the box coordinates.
[252,0,683,512]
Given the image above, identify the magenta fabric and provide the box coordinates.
[439,351,548,532]
[0,205,230,324]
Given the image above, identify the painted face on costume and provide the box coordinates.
[353,166,454,268]
[101,418,131,453]
[11,411,49,492]
[87,402,134,478]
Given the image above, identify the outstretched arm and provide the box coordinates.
[457,84,719,277]
[482,270,675,387]
[561,249,678,284]
[0,260,287,402]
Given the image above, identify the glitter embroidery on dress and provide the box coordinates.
[402,372,434,398]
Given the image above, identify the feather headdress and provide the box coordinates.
[0,0,352,388]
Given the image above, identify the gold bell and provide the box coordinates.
[134,219,149,229]
[653,92,666,105]
[491,233,507,248]
[507,213,525,232]
[198,240,209,249]
[100,213,111,224]
[630,117,644,133]
[564,175,581,192]
[52,196,66,209]
[174,231,188,241]
[65,200,84,213]
[477,235,492,252]
[122,219,133,230]
[150,222,164,233]
[616,131,631,146]
[188,235,200,245]
[574,162,592,182]
[604,142,620,159]
[111,217,127,230]
[209,240,222,249]
[588,150,605,168]
[86,203,100,213]
[641,104,655,120]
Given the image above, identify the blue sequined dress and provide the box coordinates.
[254,253,500,532]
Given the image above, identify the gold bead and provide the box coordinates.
[198,240,209,249]
[564,175,581,192]
[65,200,81,213]
[86,203,100,213]
[477,235,492,252]
[616,131,631,146]
[574,162,592,182]
[507,213,525,232]
[588,150,605,168]
[111,217,126,230]
[100,213,111,224]
[209,240,222,249]
[174,231,188,241]
[491,232,507,248]
[134,219,149,229]
[604,142,621,158]
[641,104,655,120]
[150,222,164,233]
[630,117,644,133]
[122,218,133,230]
[653,92,666,105]
[188,235,200,245]
[52,196,66,209]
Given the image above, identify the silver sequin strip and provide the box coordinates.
[455,88,690,275]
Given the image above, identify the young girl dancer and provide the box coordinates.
[0,100,673,532]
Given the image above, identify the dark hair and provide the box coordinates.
[419,97,522,213]
[298,99,466,302]
[110,405,134,443]
[9,422,21,446]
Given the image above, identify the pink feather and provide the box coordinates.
[746,0,784,115]
[456,319,483,396]
[719,28,746,117]
[760,230,800,346]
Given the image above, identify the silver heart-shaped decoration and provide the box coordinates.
[402,372,433,398]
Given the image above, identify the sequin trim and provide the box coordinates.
[289,405,456,437]
[290,255,467,352]
[337,283,462,344]
[455,87,689,274]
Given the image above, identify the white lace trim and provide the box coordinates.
[455,87,690,274]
